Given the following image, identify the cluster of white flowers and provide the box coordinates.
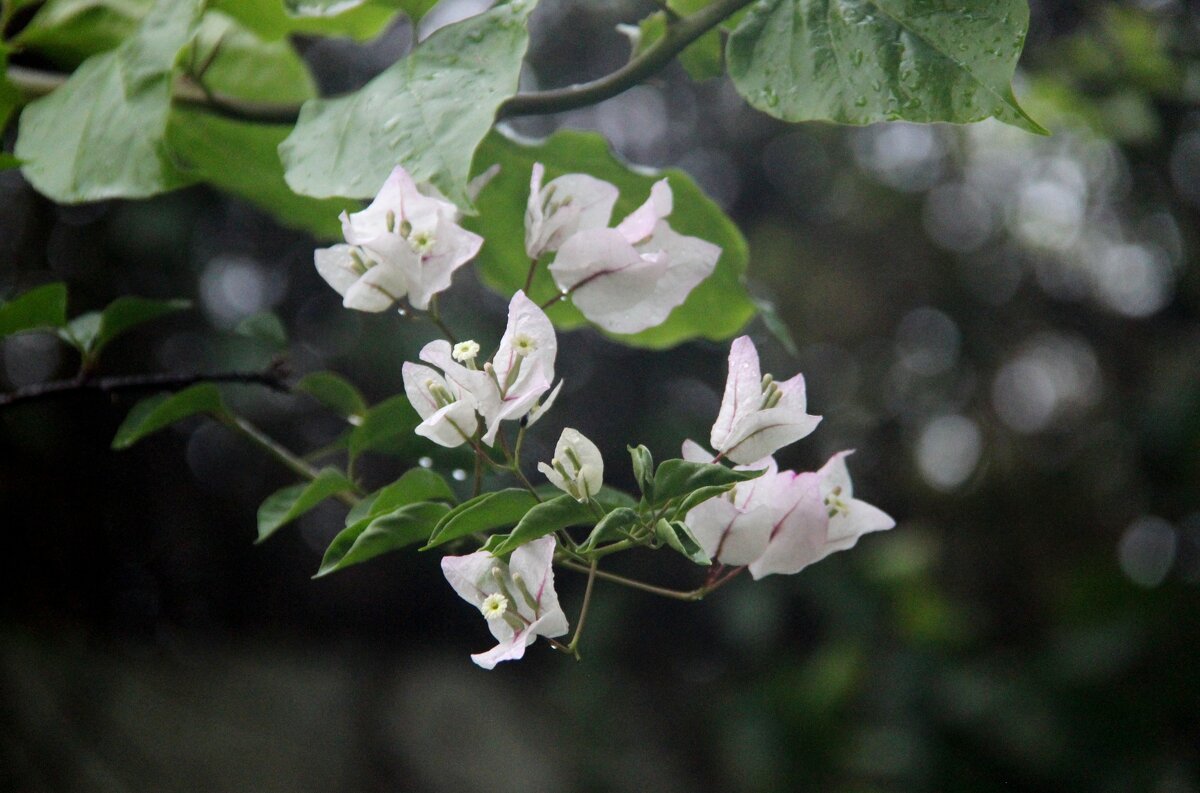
[314,165,893,669]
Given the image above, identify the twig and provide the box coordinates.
[0,368,288,410]
[224,413,360,507]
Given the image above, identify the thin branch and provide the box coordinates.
[557,557,706,602]
[4,0,753,125]
[224,414,360,507]
[496,0,754,119]
[0,368,288,411]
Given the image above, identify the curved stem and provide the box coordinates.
[496,0,754,119]
[565,559,598,657]
[0,367,288,411]
[557,557,706,601]
[225,414,360,507]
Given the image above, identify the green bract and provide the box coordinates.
[726,0,1046,134]
[280,0,538,207]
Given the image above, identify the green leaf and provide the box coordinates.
[627,444,655,501]
[345,468,456,525]
[296,371,368,423]
[595,487,638,511]
[423,488,539,549]
[672,483,737,519]
[488,494,593,556]
[316,501,450,577]
[15,0,204,202]
[0,153,21,170]
[726,0,1046,135]
[256,468,356,543]
[165,109,352,239]
[210,0,397,40]
[650,458,763,507]
[279,0,537,207]
[194,10,317,104]
[111,383,228,449]
[348,394,421,460]
[1,46,21,132]
[72,296,189,358]
[0,283,68,336]
[235,311,288,350]
[16,0,153,66]
[655,518,711,565]
[468,128,755,349]
[579,507,641,553]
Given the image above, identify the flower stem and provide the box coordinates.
[556,557,706,602]
[565,559,599,658]
[225,414,360,507]
[523,258,539,294]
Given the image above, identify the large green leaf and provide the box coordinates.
[468,129,755,349]
[316,501,450,576]
[256,468,357,543]
[15,0,204,202]
[650,458,762,507]
[210,0,397,40]
[345,468,456,525]
[111,383,228,449]
[165,109,351,239]
[423,488,539,549]
[15,0,154,66]
[488,494,593,556]
[296,371,368,422]
[279,0,537,207]
[348,394,421,460]
[194,10,317,104]
[60,296,189,360]
[726,0,1046,134]
[0,283,68,336]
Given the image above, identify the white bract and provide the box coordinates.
[525,165,721,334]
[316,165,483,312]
[415,291,559,446]
[538,428,604,502]
[441,536,569,669]
[401,361,478,448]
[710,336,822,465]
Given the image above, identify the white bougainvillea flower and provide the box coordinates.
[339,165,483,310]
[710,336,822,465]
[401,362,478,448]
[538,428,604,502]
[546,179,721,333]
[314,244,409,313]
[525,163,620,260]
[815,451,895,555]
[441,536,569,669]
[418,291,559,446]
[682,447,793,566]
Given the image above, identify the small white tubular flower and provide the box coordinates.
[452,339,480,363]
[815,451,895,555]
[525,162,619,260]
[338,165,483,311]
[401,362,478,448]
[314,244,409,313]
[440,536,569,669]
[710,336,822,465]
[538,428,604,502]
[416,292,559,447]
[547,179,721,334]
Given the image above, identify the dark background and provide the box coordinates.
[2,0,1199,790]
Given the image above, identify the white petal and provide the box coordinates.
[314,244,362,297]
[526,166,619,258]
[615,178,672,244]
[526,380,563,427]
[440,550,497,608]
[551,229,671,333]
[341,261,407,312]
[684,498,773,566]
[681,439,714,463]
[405,219,483,310]
[414,399,477,448]
[747,474,829,579]
[817,450,855,499]
[402,362,448,421]
[710,336,763,453]
[507,537,568,635]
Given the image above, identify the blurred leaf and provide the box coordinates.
[279,0,537,206]
[15,0,203,202]
[194,10,317,104]
[348,394,421,460]
[488,494,592,556]
[296,371,368,423]
[316,501,450,576]
[423,488,539,549]
[468,128,756,349]
[655,518,710,564]
[754,297,798,356]
[15,0,153,66]
[210,0,397,40]
[256,468,356,543]
[0,153,21,170]
[0,283,68,336]
[650,458,762,507]
[579,507,640,552]
[62,296,189,359]
[111,383,228,449]
[1,46,20,132]
[726,0,1046,135]
[235,311,288,350]
[345,467,456,525]
[166,110,351,239]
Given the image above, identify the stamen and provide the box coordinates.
[511,573,540,612]
[386,209,396,233]
[480,592,508,620]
